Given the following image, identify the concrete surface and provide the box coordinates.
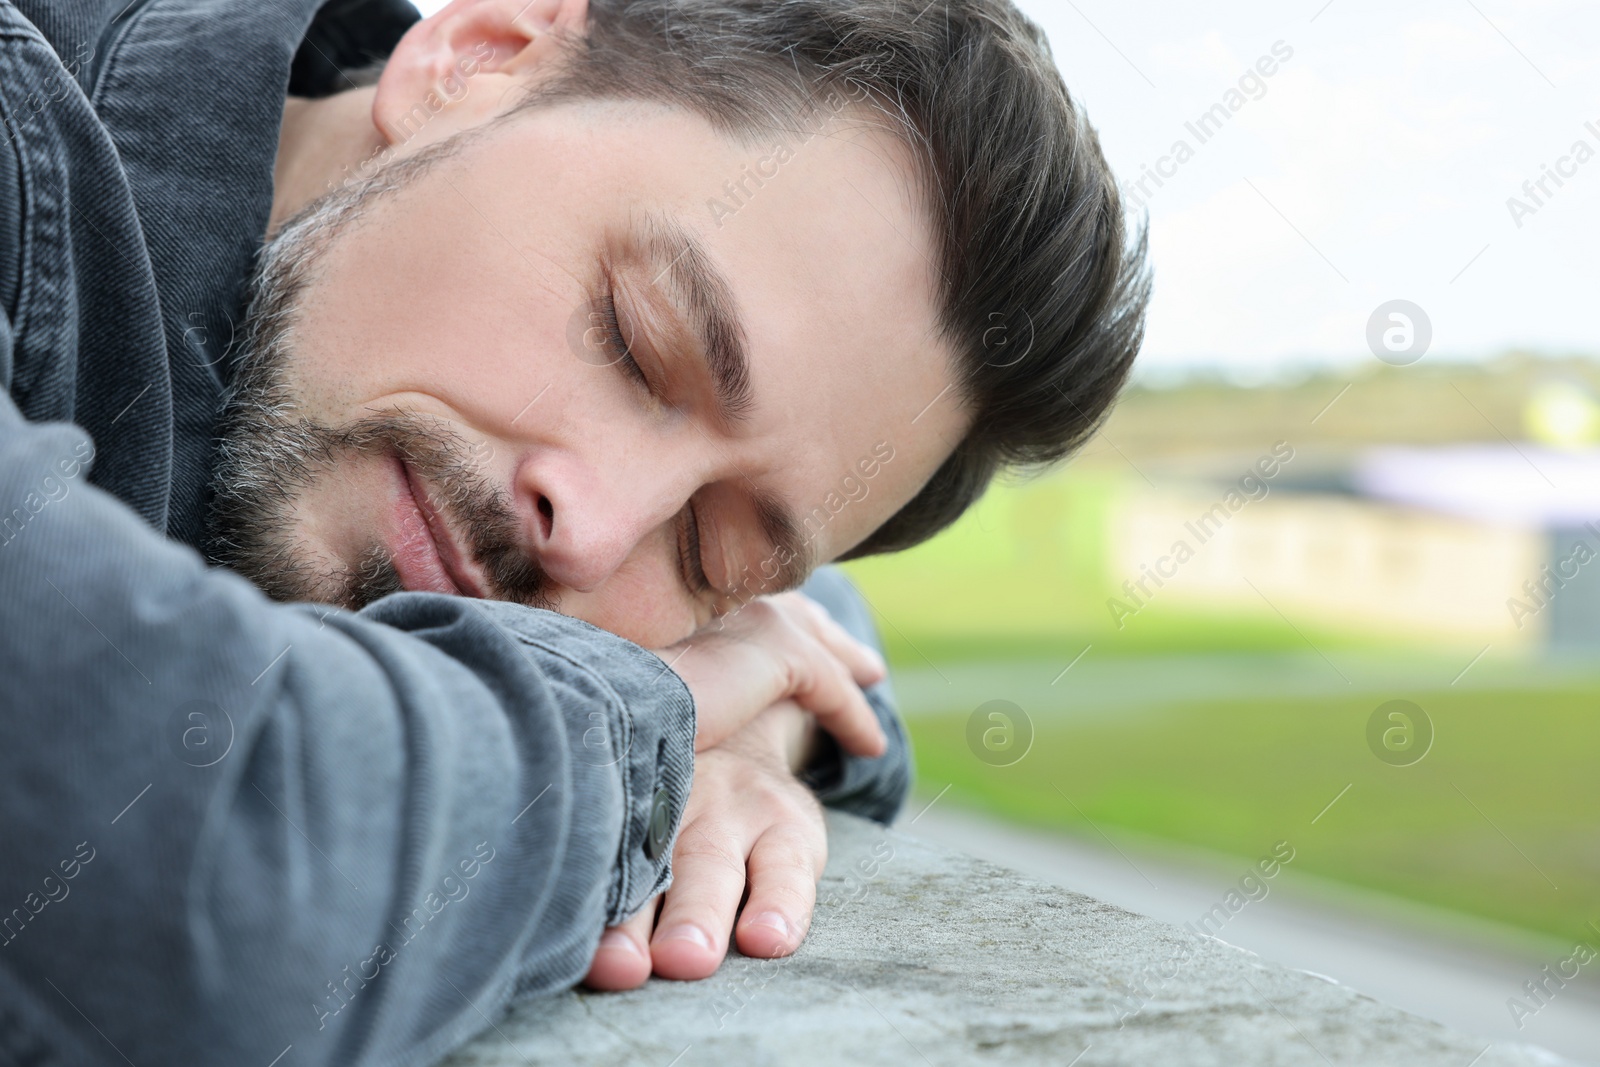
[440,811,1572,1066]
[909,800,1600,1065]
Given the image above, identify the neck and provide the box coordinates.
[270,88,387,237]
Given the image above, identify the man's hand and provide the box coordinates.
[656,592,887,757]
[584,701,826,990]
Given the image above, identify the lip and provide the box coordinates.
[387,456,488,599]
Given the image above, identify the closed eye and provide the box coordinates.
[601,289,651,390]
[678,501,712,597]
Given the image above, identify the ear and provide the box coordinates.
[372,0,589,149]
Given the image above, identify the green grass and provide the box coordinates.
[907,685,1600,944]
[841,468,1118,656]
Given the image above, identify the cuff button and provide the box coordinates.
[644,787,673,861]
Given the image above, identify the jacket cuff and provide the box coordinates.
[800,679,913,825]
[468,602,696,924]
[794,567,914,824]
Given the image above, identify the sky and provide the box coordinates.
[1009,0,1600,373]
[408,0,1600,373]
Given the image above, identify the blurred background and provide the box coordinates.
[826,0,1600,1061]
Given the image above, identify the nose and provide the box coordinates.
[512,446,697,593]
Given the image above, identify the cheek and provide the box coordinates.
[289,181,580,424]
[554,551,703,647]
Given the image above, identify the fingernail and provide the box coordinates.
[745,911,791,942]
[599,930,643,958]
[656,923,713,951]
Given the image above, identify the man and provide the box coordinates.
[0,0,1146,1063]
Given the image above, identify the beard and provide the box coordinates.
[205,133,551,612]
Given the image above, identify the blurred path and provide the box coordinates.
[891,650,1600,719]
[905,801,1600,1065]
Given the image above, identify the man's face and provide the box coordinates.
[213,97,965,649]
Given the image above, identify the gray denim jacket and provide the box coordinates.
[0,1,908,1065]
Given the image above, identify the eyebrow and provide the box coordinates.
[634,212,754,424]
[626,212,814,594]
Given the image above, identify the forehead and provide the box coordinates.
[523,95,945,351]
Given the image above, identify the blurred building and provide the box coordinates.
[1108,445,1600,649]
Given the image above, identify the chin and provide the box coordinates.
[557,591,700,650]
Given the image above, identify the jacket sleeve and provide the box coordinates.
[0,369,695,1066]
[795,567,914,825]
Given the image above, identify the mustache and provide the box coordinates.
[207,392,551,611]
[337,411,553,612]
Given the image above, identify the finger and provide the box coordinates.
[735,823,824,960]
[650,822,749,981]
[798,600,887,688]
[793,652,886,759]
[679,636,782,752]
[583,900,657,991]
[584,911,655,991]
